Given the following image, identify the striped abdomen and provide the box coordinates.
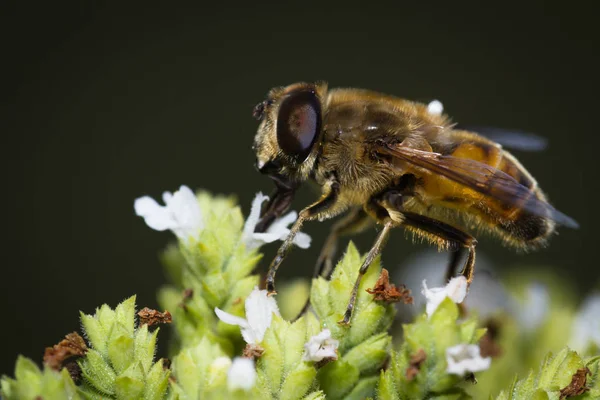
[428,131,555,249]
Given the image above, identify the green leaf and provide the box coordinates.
[134,325,159,373]
[343,332,390,375]
[494,348,587,400]
[169,337,227,397]
[115,296,137,336]
[76,297,169,399]
[380,297,486,399]
[280,363,317,400]
[144,359,170,400]
[108,334,135,375]
[309,242,396,399]
[80,349,117,395]
[344,376,379,400]
[317,360,360,399]
[115,363,145,399]
[1,356,82,400]
[81,312,108,355]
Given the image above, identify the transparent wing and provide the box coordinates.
[457,125,548,152]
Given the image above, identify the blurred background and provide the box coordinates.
[1,2,597,374]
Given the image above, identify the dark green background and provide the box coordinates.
[1,3,597,375]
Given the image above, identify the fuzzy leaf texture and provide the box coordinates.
[378,298,485,400]
[77,296,170,399]
[258,312,323,400]
[310,242,394,400]
[0,356,81,400]
[157,192,262,351]
[496,350,600,400]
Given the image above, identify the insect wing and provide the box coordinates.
[457,126,548,152]
[376,142,578,228]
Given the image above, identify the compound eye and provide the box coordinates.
[276,90,321,162]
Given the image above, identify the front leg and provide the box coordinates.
[255,175,298,233]
[266,178,340,294]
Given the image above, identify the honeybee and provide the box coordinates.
[252,82,578,325]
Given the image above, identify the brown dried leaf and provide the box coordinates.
[560,367,590,399]
[138,307,173,326]
[43,332,88,371]
[366,268,413,304]
[243,343,265,358]
[405,348,427,381]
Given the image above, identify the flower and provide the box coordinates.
[427,99,444,116]
[569,292,600,353]
[421,276,468,318]
[134,185,203,241]
[241,192,311,251]
[445,344,491,375]
[215,286,280,345]
[227,357,257,391]
[302,329,339,362]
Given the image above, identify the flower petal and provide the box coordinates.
[446,344,491,375]
[135,185,203,241]
[227,357,257,391]
[134,196,174,231]
[445,276,468,303]
[250,232,283,244]
[293,232,312,249]
[215,308,250,329]
[245,287,280,344]
[242,193,269,239]
[302,329,339,362]
[267,211,298,235]
[421,280,448,317]
[422,277,468,318]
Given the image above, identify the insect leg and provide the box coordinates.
[265,179,340,294]
[255,179,297,233]
[400,212,477,284]
[445,248,466,283]
[339,219,394,325]
[292,208,372,321]
[314,208,372,280]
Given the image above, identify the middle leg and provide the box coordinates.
[293,208,371,321]
[400,212,477,283]
[340,190,478,325]
[314,207,372,280]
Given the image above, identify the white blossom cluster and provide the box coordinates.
[134,185,310,250]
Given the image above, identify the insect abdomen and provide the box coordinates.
[493,151,555,248]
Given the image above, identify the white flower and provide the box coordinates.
[569,292,600,353]
[302,329,339,362]
[215,286,280,345]
[512,283,550,332]
[241,193,311,251]
[446,344,491,375]
[427,99,444,116]
[227,357,256,391]
[134,185,203,241]
[422,276,468,318]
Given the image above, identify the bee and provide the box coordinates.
[252,82,578,325]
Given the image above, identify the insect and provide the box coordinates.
[251,82,578,325]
